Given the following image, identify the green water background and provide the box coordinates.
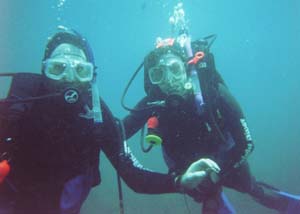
[0,0,299,213]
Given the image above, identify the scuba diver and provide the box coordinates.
[0,28,221,214]
[122,3,300,213]
[121,35,300,214]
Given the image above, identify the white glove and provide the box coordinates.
[176,158,221,191]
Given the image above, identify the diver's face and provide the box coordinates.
[149,53,188,96]
[43,44,94,83]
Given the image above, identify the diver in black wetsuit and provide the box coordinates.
[0,29,218,214]
[122,37,300,214]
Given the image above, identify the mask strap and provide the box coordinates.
[91,80,103,123]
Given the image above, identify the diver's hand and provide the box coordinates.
[176,158,220,191]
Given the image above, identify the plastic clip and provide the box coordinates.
[188,51,205,65]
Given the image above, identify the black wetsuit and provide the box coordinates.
[123,82,292,212]
[0,73,176,213]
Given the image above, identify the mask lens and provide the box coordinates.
[149,66,166,84]
[149,54,188,96]
[44,59,67,80]
[74,62,94,82]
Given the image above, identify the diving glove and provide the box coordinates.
[176,158,220,191]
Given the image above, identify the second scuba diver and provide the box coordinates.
[122,36,300,214]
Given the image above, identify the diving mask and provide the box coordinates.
[43,58,94,82]
[149,54,188,96]
[149,54,186,85]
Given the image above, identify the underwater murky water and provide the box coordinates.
[1,0,299,213]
